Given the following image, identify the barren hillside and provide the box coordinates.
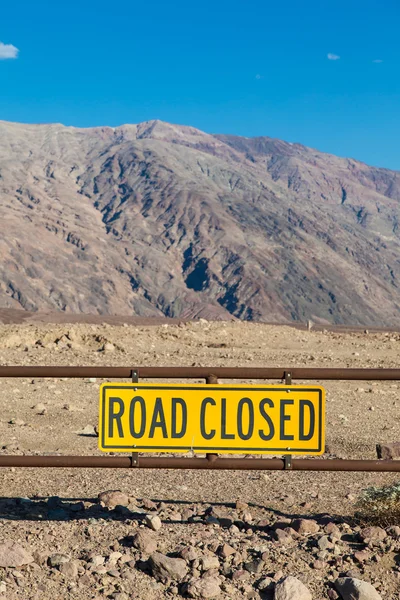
[1,119,400,325]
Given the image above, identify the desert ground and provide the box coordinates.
[0,319,399,599]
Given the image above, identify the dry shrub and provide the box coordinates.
[356,482,400,526]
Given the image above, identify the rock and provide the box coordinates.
[33,550,49,565]
[318,535,334,551]
[48,508,69,520]
[98,490,129,508]
[359,527,387,543]
[312,560,326,569]
[142,498,158,510]
[90,555,105,566]
[108,569,120,577]
[353,551,370,563]
[149,552,188,582]
[242,511,253,523]
[145,514,162,531]
[60,561,79,578]
[219,544,235,558]
[9,418,25,426]
[232,569,250,581]
[180,546,198,562]
[334,577,382,599]
[0,541,34,567]
[387,525,400,538]
[48,554,70,568]
[257,577,274,590]
[325,522,341,537]
[108,551,123,562]
[132,530,158,554]
[187,575,222,598]
[274,576,312,600]
[273,529,294,544]
[79,424,98,436]
[244,559,264,574]
[235,500,248,511]
[102,342,115,352]
[200,555,220,571]
[376,442,400,459]
[217,516,234,528]
[291,519,320,535]
[33,403,47,414]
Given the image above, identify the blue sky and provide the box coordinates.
[1,0,399,168]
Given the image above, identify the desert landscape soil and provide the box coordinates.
[0,319,399,599]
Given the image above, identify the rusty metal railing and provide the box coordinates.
[1,365,400,472]
[2,366,400,379]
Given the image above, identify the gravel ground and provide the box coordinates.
[0,320,399,599]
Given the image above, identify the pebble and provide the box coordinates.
[79,424,97,436]
[102,342,115,352]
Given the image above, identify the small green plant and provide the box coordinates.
[356,481,400,526]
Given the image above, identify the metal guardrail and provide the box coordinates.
[1,366,400,472]
[2,366,400,379]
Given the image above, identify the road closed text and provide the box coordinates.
[99,384,325,455]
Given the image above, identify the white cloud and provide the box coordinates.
[255,74,264,80]
[373,59,383,63]
[0,42,19,60]
[327,53,340,60]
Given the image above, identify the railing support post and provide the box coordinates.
[206,374,219,462]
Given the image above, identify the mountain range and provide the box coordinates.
[1,119,400,325]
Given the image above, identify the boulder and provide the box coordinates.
[59,561,79,578]
[145,514,162,531]
[0,541,33,568]
[359,527,387,543]
[274,576,312,600]
[187,575,222,598]
[291,519,320,535]
[149,552,188,582]
[98,490,129,508]
[132,530,157,554]
[335,577,382,599]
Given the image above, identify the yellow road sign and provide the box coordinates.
[99,383,325,455]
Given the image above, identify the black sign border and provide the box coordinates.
[100,385,324,453]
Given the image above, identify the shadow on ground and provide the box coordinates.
[0,495,356,529]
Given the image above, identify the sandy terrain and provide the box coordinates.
[0,320,399,599]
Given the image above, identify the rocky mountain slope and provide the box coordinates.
[1,119,400,325]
